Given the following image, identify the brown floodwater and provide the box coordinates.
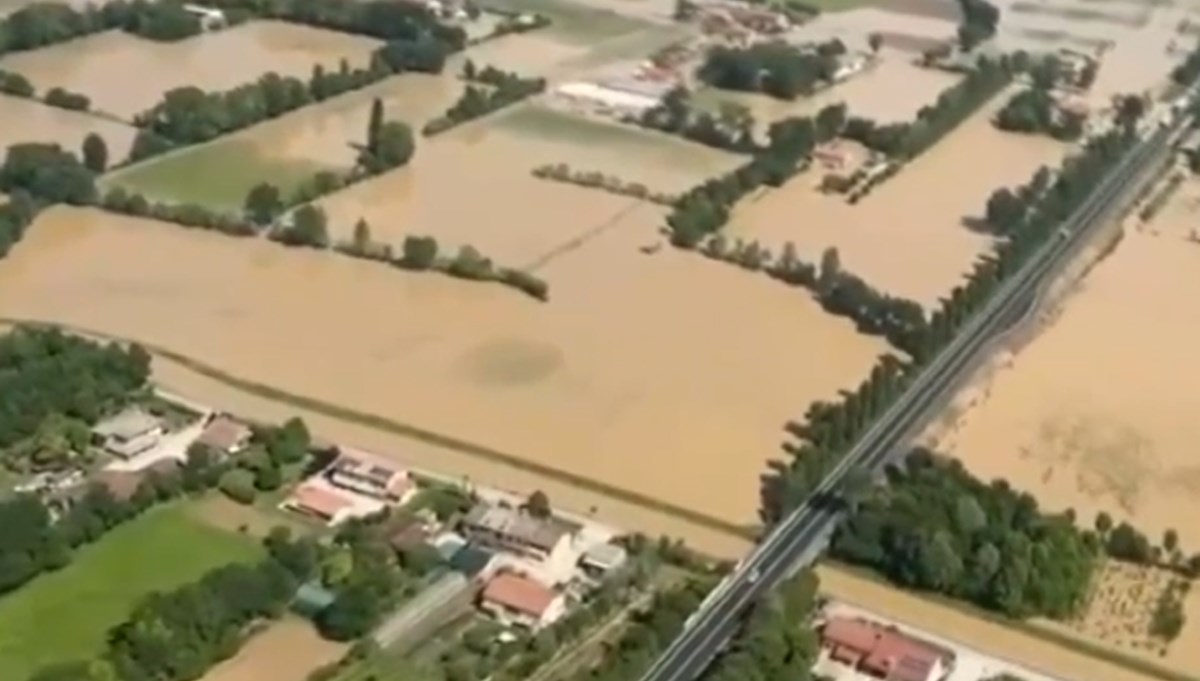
[0,21,380,118]
[729,87,1066,307]
[0,205,886,534]
[0,94,137,160]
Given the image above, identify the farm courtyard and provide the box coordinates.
[0,503,262,681]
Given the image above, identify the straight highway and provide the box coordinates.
[641,107,1191,681]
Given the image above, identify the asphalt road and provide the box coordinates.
[641,114,1188,681]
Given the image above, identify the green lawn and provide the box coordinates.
[103,138,333,211]
[0,503,263,680]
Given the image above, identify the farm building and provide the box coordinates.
[555,81,664,116]
[461,502,578,570]
[820,616,953,681]
[92,407,164,459]
[479,571,566,630]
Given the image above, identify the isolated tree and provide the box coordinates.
[868,32,883,53]
[1115,94,1146,129]
[287,204,329,248]
[244,182,283,226]
[367,97,384,153]
[352,218,372,252]
[1164,528,1179,555]
[81,133,108,173]
[524,490,552,518]
[818,246,842,293]
[1094,511,1113,535]
[461,58,477,81]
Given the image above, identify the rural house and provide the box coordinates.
[195,415,252,455]
[281,481,362,526]
[92,407,164,459]
[820,616,952,681]
[479,571,566,630]
[461,502,578,571]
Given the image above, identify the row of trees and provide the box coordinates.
[0,68,91,113]
[422,63,546,136]
[0,0,209,57]
[665,104,845,248]
[764,119,1143,521]
[30,528,321,681]
[843,55,1014,160]
[698,39,845,101]
[532,163,678,205]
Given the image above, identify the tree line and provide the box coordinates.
[0,0,211,58]
[638,87,758,154]
[28,527,322,681]
[532,163,679,205]
[695,570,822,681]
[423,61,546,136]
[0,67,92,114]
[698,39,846,101]
[763,120,1143,521]
[995,86,1085,141]
[843,54,1014,160]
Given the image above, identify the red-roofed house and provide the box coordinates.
[821,617,951,681]
[282,482,359,526]
[479,572,566,630]
[196,416,252,455]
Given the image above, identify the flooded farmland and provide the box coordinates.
[0,21,381,119]
[0,94,137,161]
[199,619,346,681]
[728,87,1066,306]
[929,178,1200,576]
[0,205,886,538]
[318,104,744,263]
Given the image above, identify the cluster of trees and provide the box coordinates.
[1150,578,1188,642]
[0,67,90,112]
[0,69,34,97]
[639,87,758,154]
[0,142,97,205]
[564,577,714,681]
[30,528,320,681]
[0,0,208,58]
[764,124,1142,521]
[957,0,1000,50]
[423,63,546,136]
[698,40,844,101]
[216,417,312,504]
[695,570,821,681]
[43,86,90,111]
[532,163,678,205]
[666,106,842,247]
[273,203,331,248]
[843,55,1013,160]
[1172,39,1200,86]
[360,98,416,173]
[0,189,38,258]
[832,450,1098,618]
[995,86,1085,141]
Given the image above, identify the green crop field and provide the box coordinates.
[103,138,330,211]
[0,503,262,680]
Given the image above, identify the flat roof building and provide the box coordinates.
[461,502,576,564]
[92,407,163,459]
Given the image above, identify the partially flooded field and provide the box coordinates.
[0,205,885,533]
[696,51,961,128]
[318,104,743,263]
[727,88,1065,306]
[199,618,346,681]
[0,21,380,118]
[0,94,136,161]
[929,177,1200,565]
[103,72,464,208]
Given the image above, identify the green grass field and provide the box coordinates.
[481,0,649,41]
[0,503,262,680]
[103,138,332,211]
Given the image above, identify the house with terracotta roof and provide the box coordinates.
[326,447,416,504]
[820,616,952,681]
[195,415,252,455]
[479,572,566,630]
[281,481,363,526]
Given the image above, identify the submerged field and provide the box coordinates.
[318,104,743,263]
[0,94,137,161]
[0,503,261,680]
[0,206,886,537]
[727,87,1065,306]
[0,21,380,119]
[929,178,1200,568]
